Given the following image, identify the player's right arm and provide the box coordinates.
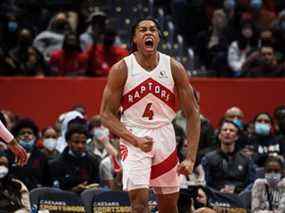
[100,60,153,152]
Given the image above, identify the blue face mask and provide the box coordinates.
[255,123,271,136]
[8,21,18,33]
[233,119,243,129]
[19,139,35,152]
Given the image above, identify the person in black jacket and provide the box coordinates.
[49,124,100,193]
[9,118,50,190]
[202,120,255,194]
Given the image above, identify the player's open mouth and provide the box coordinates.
[144,38,154,49]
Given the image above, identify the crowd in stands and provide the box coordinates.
[1,0,285,77]
[0,104,285,212]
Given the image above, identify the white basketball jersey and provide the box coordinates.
[121,52,176,128]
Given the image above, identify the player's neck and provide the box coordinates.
[134,51,159,71]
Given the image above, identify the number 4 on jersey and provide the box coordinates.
[142,103,154,120]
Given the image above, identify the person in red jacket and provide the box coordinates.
[49,31,87,76]
[86,28,128,76]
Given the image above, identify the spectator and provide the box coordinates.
[49,31,87,76]
[255,27,285,64]
[9,118,50,190]
[88,115,118,161]
[195,9,230,77]
[224,106,245,130]
[1,14,21,52]
[202,120,255,193]
[170,0,210,46]
[251,156,285,212]
[250,112,284,166]
[258,28,275,47]
[7,28,46,76]
[90,126,109,160]
[99,137,122,191]
[223,106,250,151]
[253,0,277,30]
[227,20,258,76]
[85,27,128,76]
[41,126,60,162]
[0,47,17,76]
[242,45,284,77]
[49,125,100,193]
[80,11,107,51]
[273,105,285,138]
[0,152,31,212]
[56,109,85,153]
[174,88,215,156]
[272,10,285,61]
[179,185,247,213]
[14,0,49,34]
[33,12,71,61]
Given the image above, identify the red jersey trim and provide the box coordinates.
[150,149,178,179]
[121,78,175,111]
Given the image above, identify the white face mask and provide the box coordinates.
[0,165,8,178]
[43,138,57,151]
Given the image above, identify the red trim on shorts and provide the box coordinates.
[150,149,178,179]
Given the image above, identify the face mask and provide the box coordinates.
[255,123,271,136]
[8,21,18,32]
[233,119,243,129]
[19,139,35,152]
[265,172,281,186]
[93,127,109,143]
[43,138,57,151]
[0,165,8,179]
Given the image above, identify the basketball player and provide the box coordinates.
[0,116,27,166]
[100,18,200,213]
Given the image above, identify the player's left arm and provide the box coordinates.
[171,58,201,169]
